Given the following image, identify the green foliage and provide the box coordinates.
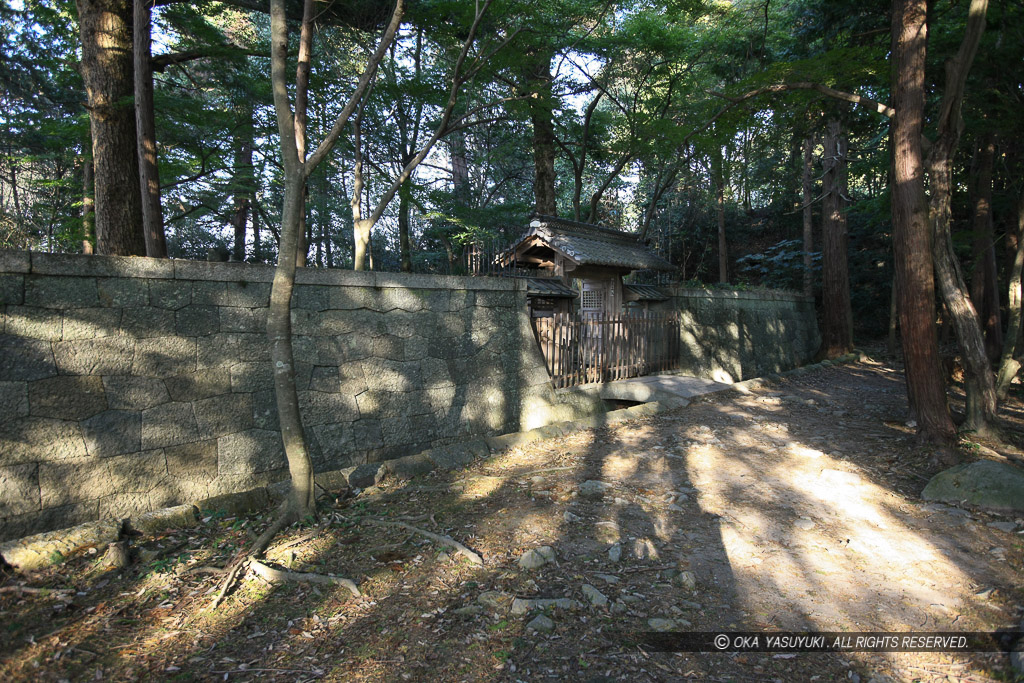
[737,239,820,291]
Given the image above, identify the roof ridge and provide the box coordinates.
[531,214,643,241]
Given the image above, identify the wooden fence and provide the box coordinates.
[531,312,681,388]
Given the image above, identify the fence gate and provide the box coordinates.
[531,312,680,388]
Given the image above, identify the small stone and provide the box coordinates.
[518,546,556,570]
[581,584,608,607]
[579,480,611,498]
[633,537,660,560]
[677,599,702,610]
[794,518,815,530]
[477,591,512,610]
[454,606,483,616]
[437,551,451,563]
[608,544,622,562]
[510,597,580,616]
[527,614,555,633]
[987,521,1017,533]
[674,570,697,591]
[563,510,582,523]
[595,573,620,585]
[647,618,677,632]
[531,476,546,485]
[614,497,629,505]
[611,601,628,614]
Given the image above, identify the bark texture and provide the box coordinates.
[77,0,146,255]
[890,0,956,444]
[525,51,557,216]
[821,118,853,357]
[969,133,1001,361]
[802,136,814,297]
[926,0,995,437]
[996,190,1024,398]
[133,0,166,257]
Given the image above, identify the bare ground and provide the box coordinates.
[1,357,1023,682]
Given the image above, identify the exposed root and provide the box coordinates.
[249,559,360,597]
[363,518,484,566]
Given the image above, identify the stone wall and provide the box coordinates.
[0,252,583,541]
[666,287,820,382]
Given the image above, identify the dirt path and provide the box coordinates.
[1,359,1022,682]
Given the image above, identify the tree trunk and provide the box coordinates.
[802,136,814,297]
[930,148,998,435]
[890,0,957,446]
[525,51,557,216]
[268,0,315,521]
[996,189,1024,398]
[76,0,146,255]
[821,118,854,357]
[712,146,727,284]
[82,154,95,254]
[133,0,166,258]
[968,133,1001,361]
[926,0,994,437]
[398,183,412,272]
[231,107,254,262]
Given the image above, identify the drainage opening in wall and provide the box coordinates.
[602,399,645,411]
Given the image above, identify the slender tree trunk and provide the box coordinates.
[76,0,146,255]
[821,118,854,356]
[525,51,557,216]
[712,146,727,283]
[996,190,1024,398]
[968,133,1001,360]
[252,193,261,262]
[802,136,814,297]
[927,0,995,437]
[887,272,898,356]
[82,154,95,254]
[351,113,371,271]
[231,108,254,262]
[133,0,166,257]
[398,183,412,272]
[890,0,957,446]
[268,0,314,521]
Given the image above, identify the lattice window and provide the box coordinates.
[581,288,605,311]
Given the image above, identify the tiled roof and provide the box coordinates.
[526,277,578,299]
[624,284,670,301]
[523,215,676,272]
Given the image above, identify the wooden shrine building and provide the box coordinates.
[502,215,676,317]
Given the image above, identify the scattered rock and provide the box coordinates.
[986,521,1017,533]
[594,573,620,584]
[579,480,611,499]
[608,544,622,562]
[633,537,660,560]
[921,460,1024,513]
[647,618,678,632]
[677,599,702,610]
[510,597,580,616]
[662,568,697,591]
[563,510,582,523]
[477,591,512,610]
[581,584,608,607]
[526,614,554,633]
[518,546,556,570]
[794,518,816,531]
[454,605,483,616]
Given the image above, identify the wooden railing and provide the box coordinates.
[531,312,681,388]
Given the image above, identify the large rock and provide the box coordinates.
[921,460,1024,513]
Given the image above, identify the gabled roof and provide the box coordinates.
[520,215,675,272]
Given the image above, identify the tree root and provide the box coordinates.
[362,518,483,566]
[249,559,360,597]
[0,585,74,596]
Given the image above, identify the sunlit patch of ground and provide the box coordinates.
[1,359,1022,682]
